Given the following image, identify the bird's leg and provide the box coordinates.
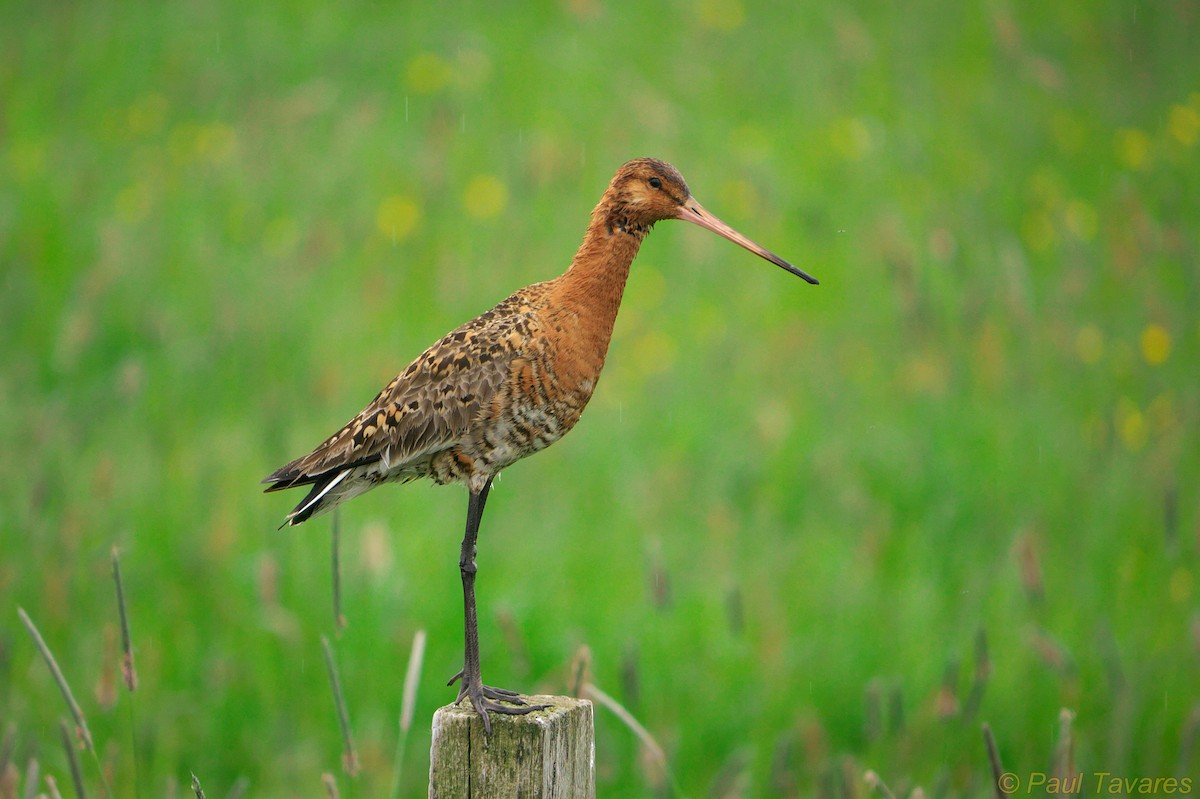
[451,478,548,733]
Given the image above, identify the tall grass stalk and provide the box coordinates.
[1053,708,1076,788]
[320,636,360,776]
[59,720,86,799]
[111,547,142,799]
[982,723,1005,799]
[0,725,15,776]
[583,681,686,798]
[863,769,898,799]
[19,608,113,799]
[18,608,92,751]
[387,628,425,799]
[22,757,39,799]
[331,509,345,633]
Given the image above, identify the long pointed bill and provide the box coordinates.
[675,197,818,285]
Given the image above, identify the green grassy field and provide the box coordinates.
[3,1,1197,796]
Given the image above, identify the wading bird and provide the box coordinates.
[264,158,817,732]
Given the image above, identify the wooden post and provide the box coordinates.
[428,695,594,799]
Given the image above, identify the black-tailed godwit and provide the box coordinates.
[264,158,818,731]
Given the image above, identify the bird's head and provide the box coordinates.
[601,158,819,284]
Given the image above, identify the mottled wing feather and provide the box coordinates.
[264,289,539,487]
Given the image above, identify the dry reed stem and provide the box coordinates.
[0,725,14,775]
[21,758,38,799]
[0,760,14,799]
[58,721,85,799]
[569,644,591,698]
[189,772,205,799]
[1014,532,1045,602]
[618,647,640,709]
[18,609,93,752]
[935,659,959,719]
[387,629,426,799]
[399,629,425,734]
[321,773,339,798]
[45,774,64,799]
[582,682,666,773]
[1052,708,1075,793]
[110,548,137,692]
[320,636,360,777]
[982,723,1005,799]
[863,769,897,799]
[1027,627,1072,673]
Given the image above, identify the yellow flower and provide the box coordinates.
[463,175,508,219]
[1168,103,1200,147]
[1114,128,1149,170]
[697,0,744,31]
[376,195,421,240]
[1115,398,1146,452]
[406,53,452,94]
[1140,323,1171,365]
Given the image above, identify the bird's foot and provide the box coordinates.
[447,670,549,734]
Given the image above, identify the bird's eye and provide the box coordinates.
[648,177,663,189]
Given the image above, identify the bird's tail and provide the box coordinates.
[281,469,352,526]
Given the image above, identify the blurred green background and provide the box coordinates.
[3,0,1197,796]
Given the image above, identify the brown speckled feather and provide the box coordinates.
[263,285,555,522]
[270,294,528,481]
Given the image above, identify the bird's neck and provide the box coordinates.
[555,207,647,321]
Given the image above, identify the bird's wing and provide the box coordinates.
[264,294,536,489]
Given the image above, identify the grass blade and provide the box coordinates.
[21,757,38,799]
[982,722,1005,799]
[111,547,143,799]
[387,629,426,799]
[320,636,359,777]
[399,629,426,735]
[18,608,93,752]
[864,769,897,799]
[331,509,346,633]
[110,547,138,692]
[59,720,86,799]
[0,724,15,775]
[583,681,685,797]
